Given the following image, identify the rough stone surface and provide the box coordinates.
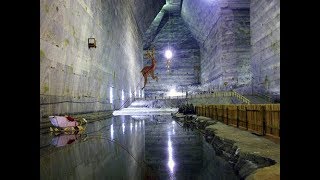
[204,121,279,179]
[40,0,165,119]
[250,0,280,101]
[171,114,280,179]
[181,0,251,93]
[142,3,200,98]
[246,164,280,180]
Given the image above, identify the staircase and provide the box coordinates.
[115,91,259,116]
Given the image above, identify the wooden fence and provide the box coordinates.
[195,104,280,137]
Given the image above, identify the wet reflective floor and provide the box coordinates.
[40,115,240,180]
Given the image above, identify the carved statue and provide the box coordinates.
[141,47,158,90]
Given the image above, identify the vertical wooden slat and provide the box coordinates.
[262,105,266,135]
[245,107,248,130]
[202,105,204,116]
[222,105,225,123]
[226,107,229,125]
[215,106,218,120]
[237,106,239,128]
[205,105,208,117]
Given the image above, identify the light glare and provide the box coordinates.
[165,50,173,59]
[167,88,185,97]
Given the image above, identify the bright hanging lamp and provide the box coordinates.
[165,49,173,59]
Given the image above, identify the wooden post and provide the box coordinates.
[262,106,266,136]
[204,106,207,117]
[206,106,209,117]
[245,107,248,130]
[215,106,218,120]
[202,106,204,116]
[237,106,239,128]
[222,106,224,123]
[226,107,229,125]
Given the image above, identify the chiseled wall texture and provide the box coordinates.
[142,4,200,98]
[250,0,280,100]
[40,0,165,118]
[181,0,251,93]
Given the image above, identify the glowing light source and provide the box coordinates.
[129,88,132,98]
[167,88,185,97]
[165,49,173,59]
[110,87,113,103]
[121,89,124,100]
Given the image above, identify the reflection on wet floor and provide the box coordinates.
[40,115,240,180]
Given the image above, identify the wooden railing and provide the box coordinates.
[195,104,280,137]
[134,91,251,104]
[232,90,250,104]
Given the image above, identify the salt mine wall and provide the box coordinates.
[181,0,251,93]
[40,0,166,118]
[142,3,200,98]
[250,0,280,101]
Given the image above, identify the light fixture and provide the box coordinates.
[88,38,96,48]
[165,49,173,59]
[129,88,132,98]
[110,87,113,103]
[121,89,124,100]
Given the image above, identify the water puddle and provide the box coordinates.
[40,115,240,179]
